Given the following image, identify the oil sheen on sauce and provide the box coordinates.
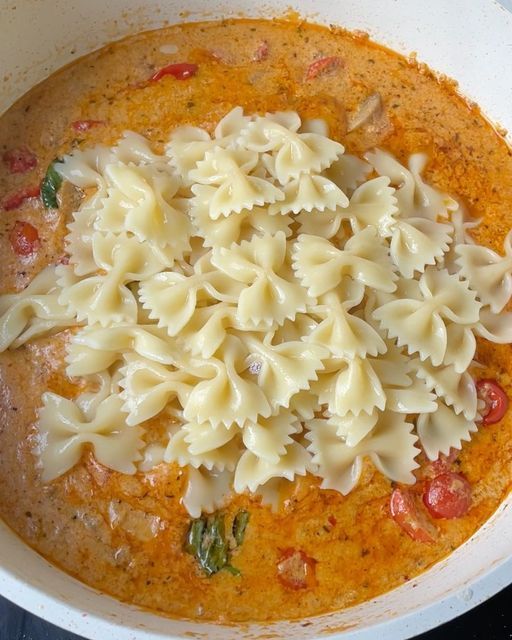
[0,18,511,623]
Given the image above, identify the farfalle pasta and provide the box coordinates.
[1,105,511,521]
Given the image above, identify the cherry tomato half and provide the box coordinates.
[476,379,509,425]
[2,146,37,174]
[305,56,342,80]
[151,62,198,82]
[277,548,317,590]
[9,220,40,256]
[423,472,472,520]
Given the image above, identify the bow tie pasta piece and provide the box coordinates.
[272,313,319,344]
[166,107,252,184]
[308,291,386,358]
[455,230,512,313]
[234,441,314,494]
[184,336,271,427]
[65,324,187,377]
[65,187,108,277]
[242,208,294,239]
[313,356,386,417]
[296,207,347,240]
[326,411,379,447]
[0,266,75,351]
[443,323,476,373]
[182,421,240,456]
[241,334,328,411]
[191,147,259,183]
[324,153,373,195]
[367,341,411,387]
[344,176,398,236]
[384,379,437,414]
[212,232,310,328]
[293,228,397,297]
[95,163,192,258]
[443,209,480,274]
[390,217,453,278]
[178,303,240,359]
[165,429,241,472]
[139,259,243,336]
[119,357,195,425]
[306,412,419,494]
[373,268,481,365]
[191,199,293,249]
[412,358,478,420]
[166,126,219,184]
[190,148,284,218]
[57,145,114,188]
[113,131,172,167]
[475,308,512,344]
[190,197,247,248]
[242,411,302,465]
[36,392,144,482]
[182,468,234,519]
[213,106,253,139]
[268,173,348,215]
[365,149,459,220]
[75,369,123,420]
[288,389,318,420]
[417,400,478,461]
[238,114,344,184]
[59,233,166,326]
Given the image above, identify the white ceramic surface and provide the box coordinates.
[0,1,511,639]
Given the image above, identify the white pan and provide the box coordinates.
[0,1,511,638]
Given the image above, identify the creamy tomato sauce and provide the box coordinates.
[1,18,512,623]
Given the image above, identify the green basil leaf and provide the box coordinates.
[232,510,250,546]
[198,514,229,576]
[185,518,206,556]
[185,511,247,577]
[41,160,63,209]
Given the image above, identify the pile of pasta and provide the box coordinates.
[2,107,512,517]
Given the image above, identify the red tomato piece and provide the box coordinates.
[150,62,198,82]
[390,488,436,543]
[71,119,105,132]
[9,220,40,256]
[253,40,269,62]
[305,55,342,80]
[2,146,37,174]
[423,472,472,519]
[476,378,509,425]
[277,548,317,590]
[2,185,41,211]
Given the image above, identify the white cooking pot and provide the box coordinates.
[1,1,511,638]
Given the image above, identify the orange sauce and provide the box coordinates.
[0,18,511,623]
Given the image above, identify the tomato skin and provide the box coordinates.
[424,449,459,478]
[277,548,317,590]
[390,488,436,543]
[423,472,472,520]
[151,62,198,82]
[71,119,105,132]
[2,147,37,174]
[253,40,269,62]
[305,56,342,80]
[476,379,509,425]
[2,185,41,211]
[9,220,40,256]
